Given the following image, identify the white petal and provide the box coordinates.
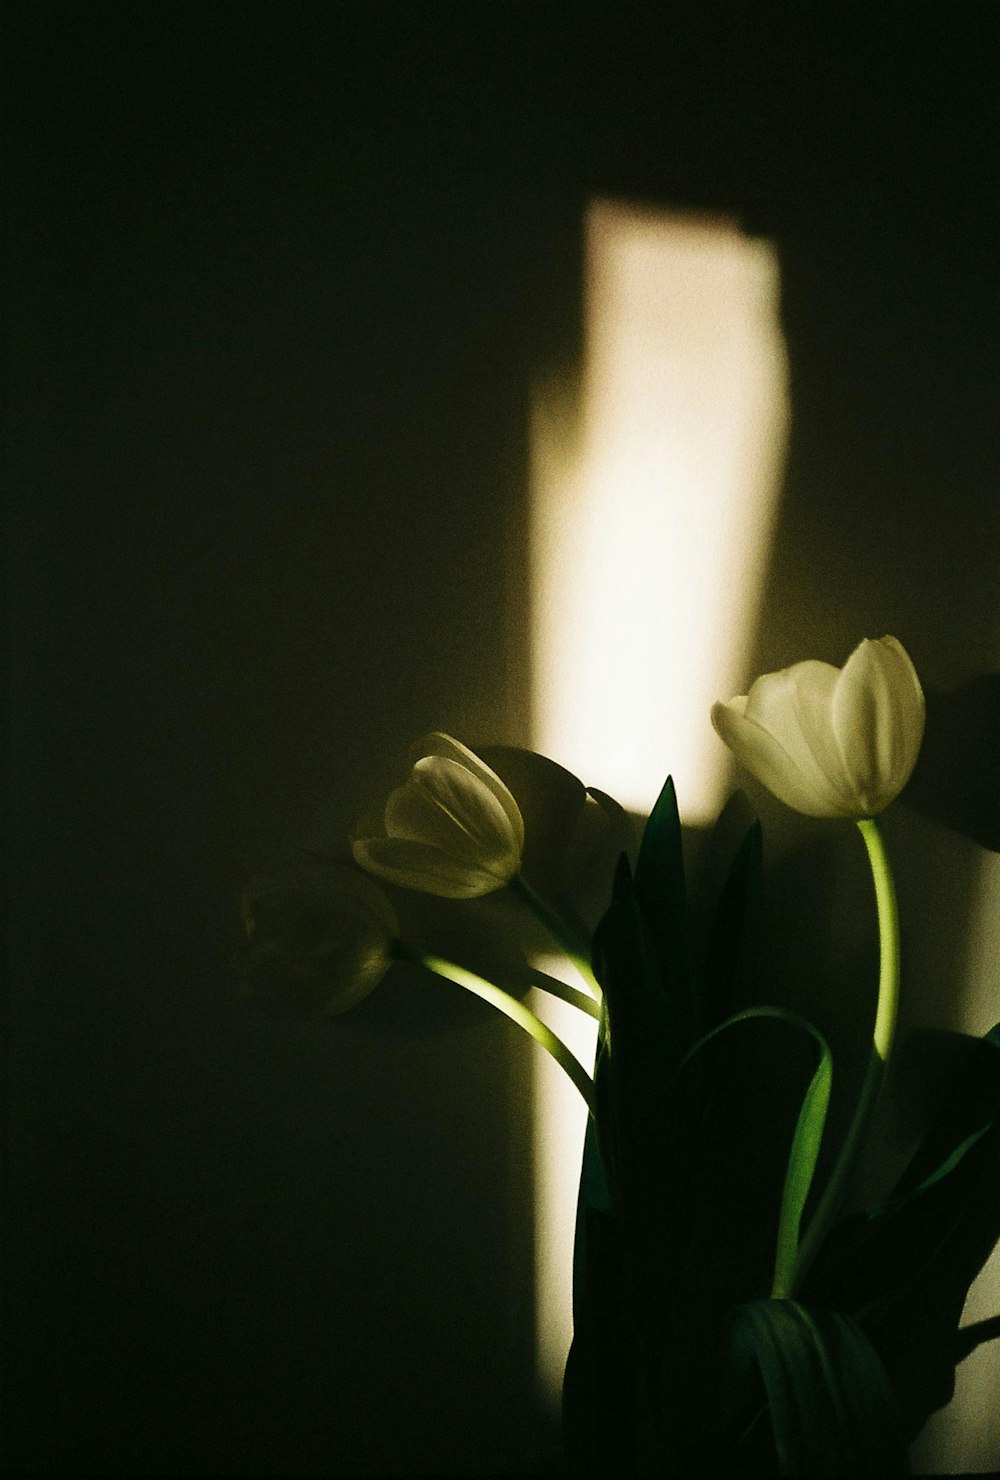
[415,733,525,852]
[877,635,926,780]
[832,636,925,813]
[385,756,521,866]
[711,699,851,817]
[383,774,481,861]
[742,663,857,813]
[351,836,511,898]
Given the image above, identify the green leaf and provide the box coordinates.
[801,1023,1000,1443]
[727,1299,906,1474]
[583,1004,832,1361]
[703,818,762,1026]
[571,990,615,1335]
[871,1021,1000,1216]
[870,1121,991,1219]
[773,1035,833,1300]
[633,775,699,1048]
[592,855,690,1133]
[572,1094,616,1322]
[674,1005,833,1302]
[563,1208,643,1477]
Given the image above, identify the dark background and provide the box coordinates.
[6,4,1000,1474]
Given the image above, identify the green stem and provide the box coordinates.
[393,943,595,1112]
[531,970,602,1021]
[508,872,603,1001]
[789,816,900,1294]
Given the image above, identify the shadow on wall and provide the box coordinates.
[909,676,1000,854]
[5,91,590,1475]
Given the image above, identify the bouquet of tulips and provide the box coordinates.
[236,638,1000,1476]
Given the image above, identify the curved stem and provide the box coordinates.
[531,970,602,1021]
[393,943,595,1112]
[858,818,900,1064]
[508,873,603,1001]
[789,816,900,1294]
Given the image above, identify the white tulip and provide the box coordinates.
[711,636,925,819]
[352,732,525,898]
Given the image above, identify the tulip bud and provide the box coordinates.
[235,862,398,1016]
[352,732,525,898]
[711,636,925,819]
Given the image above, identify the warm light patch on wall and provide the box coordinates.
[530,199,789,823]
[529,200,789,1409]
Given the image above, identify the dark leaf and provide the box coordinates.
[725,1299,907,1475]
[633,776,699,1049]
[703,818,762,1027]
[563,1209,643,1477]
[801,1024,1000,1443]
[594,883,680,1124]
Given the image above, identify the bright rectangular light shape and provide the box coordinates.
[530,200,788,824]
[529,200,789,1409]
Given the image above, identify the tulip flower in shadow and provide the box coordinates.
[235,860,398,1019]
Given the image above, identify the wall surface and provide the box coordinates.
[6,5,998,1474]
